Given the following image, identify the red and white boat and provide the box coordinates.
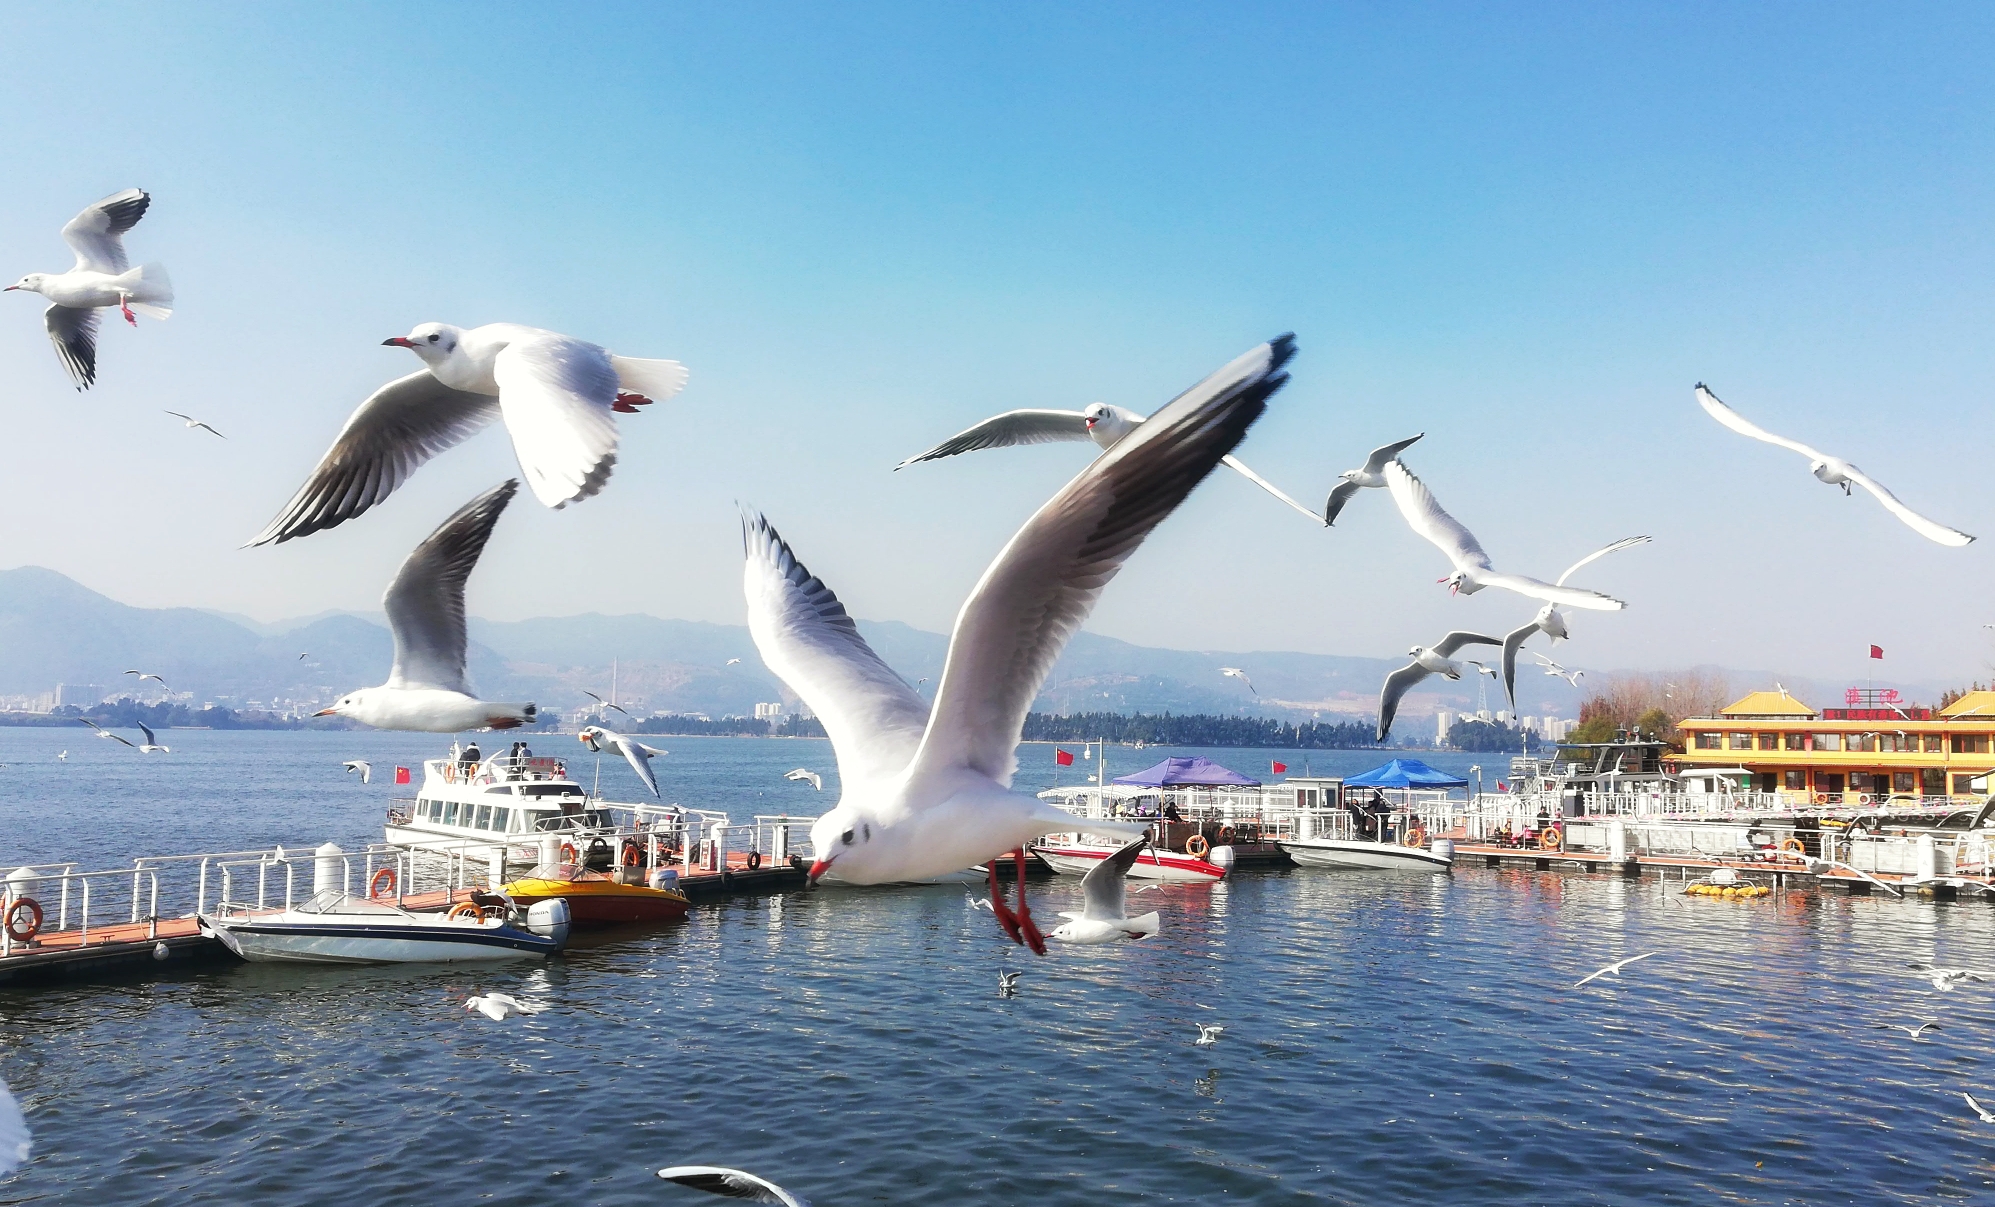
[1030,838,1227,883]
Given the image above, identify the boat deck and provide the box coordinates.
[1452,841,1995,897]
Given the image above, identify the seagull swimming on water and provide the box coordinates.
[1323,433,1424,526]
[343,760,372,784]
[1385,461,1627,611]
[1497,536,1650,709]
[6,189,172,390]
[164,410,224,438]
[578,726,669,798]
[245,323,688,545]
[658,1167,810,1207]
[1050,836,1162,944]
[1574,951,1660,988]
[464,992,543,1021]
[753,336,1292,954]
[1194,1023,1225,1046]
[1695,385,1973,547]
[1376,630,1504,742]
[895,398,1323,525]
[997,970,1022,996]
[315,481,537,732]
[783,768,823,791]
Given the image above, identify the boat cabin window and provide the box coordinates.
[487,785,515,794]
[492,806,511,833]
[519,784,580,798]
[474,804,492,829]
[294,889,409,917]
[531,810,565,832]
[584,808,610,827]
[444,801,461,826]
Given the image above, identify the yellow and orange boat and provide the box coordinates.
[500,863,690,926]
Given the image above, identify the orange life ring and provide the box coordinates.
[560,842,579,865]
[1780,837,1805,854]
[4,897,42,943]
[1539,827,1564,851]
[1217,825,1236,843]
[369,867,396,898]
[746,850,762,871]
[1813,793,1830,806]
[447,902,482,921]
[1185,834,1211,858]
[1858,793,1874,805]
[1402,824,1428,849]
[621,840,643,868]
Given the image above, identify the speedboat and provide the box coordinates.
[200,889,570,964]
[1030,838,1227,883]
[500,862,690,925]
[1278,836,1452,872]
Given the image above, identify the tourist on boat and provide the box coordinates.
[459,742,483,776]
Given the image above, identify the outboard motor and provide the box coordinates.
[525,898,571,944]
[1207,844,1237,870]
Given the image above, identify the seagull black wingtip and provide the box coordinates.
[1267,332,1298,371]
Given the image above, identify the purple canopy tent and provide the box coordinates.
[1112,756,1261,788]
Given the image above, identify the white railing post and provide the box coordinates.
[148,876,160,938]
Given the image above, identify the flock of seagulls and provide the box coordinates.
[75,717,168,753]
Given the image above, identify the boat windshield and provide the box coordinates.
[519,863,609,883]
[292,889,413,917]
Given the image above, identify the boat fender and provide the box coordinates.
[1402,824,1428,849]
[3,897,41,943]
[746,851,762,871]
[621,840,643,868]
[559,842,579,865]
[1780,837,1805,854]
[448,902,482,921]
[1538,828,1563,851]
[369,867,397,898]
[1185,834,1211,859]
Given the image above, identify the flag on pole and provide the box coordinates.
[1055,749,1074,766]
[1869,644,1884,659]
[394,766,411,785]
[1271,760,1288,774]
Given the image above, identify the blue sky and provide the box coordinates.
[1,3,1992,689]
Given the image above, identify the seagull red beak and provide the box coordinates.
[2,285,17,292]
[806,859,832,886]
[382,337,416,348]
[313,707,336,716]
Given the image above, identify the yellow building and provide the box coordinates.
[1673,689,1995,805]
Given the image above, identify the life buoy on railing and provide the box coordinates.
[1858,793,1874,806]
[621,840,643,868]
[1780,837,1806,854]
[559,842,579,865]
[369,868,397,898]
[1217,825,1236,844]
[1539,827,1564,851]
[448,902,482,921]
[1402,824,1428,849]
[3,897,42,943]
[746,850,762,871]
[1814,793,1831,806]
[1185,834,1211,859]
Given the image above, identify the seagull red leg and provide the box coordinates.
[985,857,1024,946]
[1012,848,1046,956]
[119,295,137,326]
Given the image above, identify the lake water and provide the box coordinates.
[5,730,1995,1204]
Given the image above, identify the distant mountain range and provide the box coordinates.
[0,565,1944,730]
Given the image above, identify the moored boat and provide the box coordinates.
[1030,838,1227,882]
[1278,835,1452,872]
[500,862,690,925]
[199,889,569,964]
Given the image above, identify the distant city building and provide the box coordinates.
[55,683,105,708]
[753,702,786,720]
[1495,710,1511,725]
[1435,712,1451,744]
[1540,717,1576,741]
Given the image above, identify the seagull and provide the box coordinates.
[5,189,172,390]
[314,481,537,732]
[135,722,170,754]
[1219,667,1257,696]
[1965,1093,1995,1123]
[753,335,1292,955]
[0,1073,28,1178]
[1384,461,1627,611]
[725,658,742,666]
[1573,951,1660,988]
[1194,1023,1225,1046]
[657,1167,809,1207]
[970,895,996,912]
[164,410,224,438]
[1050,836,1162,944]
[895,398,1323,525]
[464,992,543,1021]
[784,768,823,791]
[124,670,167,688]
[1912,966,1991,992]
[1873,1020,1944,1040]
[56,750,66,761]
[76,718,136,749]
[1497,536,1650,708]
[244,323,688,545]
[343,760,372,784]
[582,690,630,717]
[299,651,311,660]
[1695,385,1973,546]
[1532,656,1584,688]
[578,726,669,798]
[997,970,1022,996]
[1376,630,1504,742]
[1323,433,1424,525]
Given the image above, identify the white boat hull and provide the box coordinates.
[1279,838,1452,872]
[1031,844,1225,882]
[201,916,560,964]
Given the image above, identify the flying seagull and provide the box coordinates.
[135,722,170,754]
[1695,384,1973,546]
[1384,461,1626,611]
[657,1167,810,1207]
[124,669,167,687]
[578,726,669,798]
[582,690,630,717]
[1219,667,1257,696]
[1194,1023,1225,1046]
[76,718,137,749]
[997,970,1022,996]
[314,481,537,731]
[1497,536,1650,709]
[464,992,543,1021]
[1050,836,1162,944]
[895,399,1323,526]
[164,410,224,438]
[1534,655,1584,688]
[245,323,688,545]
[725,658,742,666]
[1911,965,1992,992]
[5,189,173,390]
[0,1073,29,1178]
[783,768,823,791]
[1573,951,1660,988]
[1873,1020,1944,1040]
[1376,630,1504,742]
[343,760,372,784]
[1323,433,1424,525]
[752,336,1292,954]
[1965,1092,1995,1124]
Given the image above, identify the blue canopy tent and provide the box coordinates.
[1112,756,1261,788]
[1343,758,1469,789]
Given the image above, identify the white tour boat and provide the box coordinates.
[384,747,620,864]
[200,889,570,964]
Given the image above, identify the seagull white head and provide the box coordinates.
[383,322,464,362]
[1079,402,1137,443]
[4,273,48,294]
[1441,570,1480,596]
[577,726,607,752]
[316,690,372,720]
[804,807,877,885]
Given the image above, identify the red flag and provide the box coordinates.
[1054,748,1074,766]
[1869,644,1884,659]
[1271,760,1288,774]
[394,766,411,785]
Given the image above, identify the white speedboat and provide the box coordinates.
[1279,836,1451,872]
[1030,838,1227,883]
[200,890,570,964]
